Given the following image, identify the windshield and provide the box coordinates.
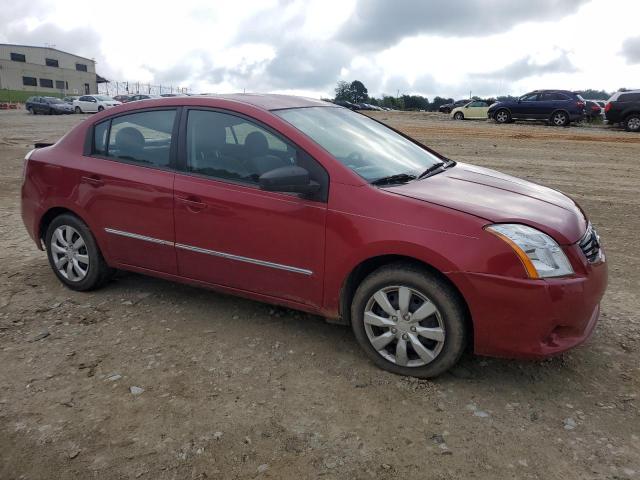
[95,95,112,101]
[274,107,442,182]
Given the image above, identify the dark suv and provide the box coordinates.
[25,96,75,115]
[488,90,585,126]
[604,90,640,132]
[439,99,470,113]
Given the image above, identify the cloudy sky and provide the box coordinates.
[1,0,639,99]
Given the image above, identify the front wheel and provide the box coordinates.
[75,106,82,114]
[453,112,464,120]
[551,110,569,127]
[624,114,640,132]
[351,263,468,378]
[98,106,104,112]
[45,214,113,291]
[494,109,510,124]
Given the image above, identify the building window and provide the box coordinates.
[76,63,88,72]
[46,58,59,68]
[55,80,65,90]
[22,77,37,87]
[11,52,26,62]
[40,78,54,88]
[66,81,69,89]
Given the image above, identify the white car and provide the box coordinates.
[73,95,121,113]
[450,100,491,120]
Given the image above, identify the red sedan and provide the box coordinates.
[20,94,607,377]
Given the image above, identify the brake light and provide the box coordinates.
[605,102,612,112]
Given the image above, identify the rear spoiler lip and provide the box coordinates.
[34,142,54,148]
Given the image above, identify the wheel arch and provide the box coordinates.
[39,206,89,244]
[550,109,570,121]
[338,254,473,346]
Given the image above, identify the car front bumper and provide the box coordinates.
[448,252,607,359]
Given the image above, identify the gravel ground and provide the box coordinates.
[0,109,638,480]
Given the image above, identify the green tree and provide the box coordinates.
[350,80,368,103]
[334,80,352,102]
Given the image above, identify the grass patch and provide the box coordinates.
[0,89,65,103]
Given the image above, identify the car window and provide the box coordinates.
[470,101,487,107]
[618,93,640,102]
[186,109,326,189]
[99,110,176,167]
[520,94,539,101]
[94,121,109,155]
[79,96,88,102]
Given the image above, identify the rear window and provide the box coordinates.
[92,110,176,168]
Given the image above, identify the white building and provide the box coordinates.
[0,43,106,96]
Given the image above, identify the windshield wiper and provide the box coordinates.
[417,161,448,180]
[371,173,417,186]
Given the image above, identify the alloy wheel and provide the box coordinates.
[363,285,445,367]
[50,225,90,281]
[553,112,567,126]
[627,117,640,131]
[495,110,508,123]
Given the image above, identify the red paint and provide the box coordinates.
[20,94,607,359]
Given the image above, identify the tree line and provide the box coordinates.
[332,80,617,111]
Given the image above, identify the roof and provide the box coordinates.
[0,43,95,63]
[196,93,332,110]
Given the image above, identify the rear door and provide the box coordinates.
[173,108,328,306]
[75,108,179,273]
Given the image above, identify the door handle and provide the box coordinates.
[178,196,207,212]
[81,175,104,187]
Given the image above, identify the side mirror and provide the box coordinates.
[259,166,320,196]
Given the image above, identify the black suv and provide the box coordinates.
[604,90,640,132]
[487,90,585,126]
[439,99,470,113]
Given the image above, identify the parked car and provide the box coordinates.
[439,100,470,114]
[63,96,80,105]
[113,95,132,103]
[450,100,491,120]
[128,94,162,102]
[604,90,640,132]
[333,100,357,109]
[25,96,74,115]
[488,90,585,126]
[160,93,186,97]
[73,95,121,113]
[584,100,602,121]
[21,94,607,378]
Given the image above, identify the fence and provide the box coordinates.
[98,81,191,96]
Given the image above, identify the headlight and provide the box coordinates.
[485,224,573,279]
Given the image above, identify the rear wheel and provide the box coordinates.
[45,214,113,291]
[624,114,640,132]
[494,109,510,124]
[351,263,468,378]
[453,112,464,120]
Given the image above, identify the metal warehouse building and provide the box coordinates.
[0,43,106,96]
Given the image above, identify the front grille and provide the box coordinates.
[579,223,602,263]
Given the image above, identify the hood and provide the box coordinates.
[386,163,587,244]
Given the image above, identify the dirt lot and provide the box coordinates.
[1,109,639,480]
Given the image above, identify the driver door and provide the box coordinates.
[173,108,329,307]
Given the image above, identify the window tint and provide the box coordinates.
[94,121,109,155]
[46,58,59,67]
[22,77,37,87]
[102,110,176,167]
[521,93,539,101]
[75,63,88,72]
[470,101,487,107]
[11,52,26,62]
[39,78,54,88]
[186,110,327,191]
[618,93,640,102]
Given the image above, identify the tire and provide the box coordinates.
[49,108,54,115]
[45,213,113,291]
[453,112,464,120]
[27,107,34,115]
[624,114,640,132]
[550,110,569,127]
[75,106,82,114]
[494,109,511,124]
[98,106,104,112]
[351,262,468,378]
